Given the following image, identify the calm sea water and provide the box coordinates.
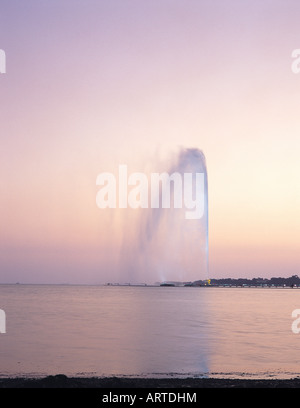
[0,284,300,379]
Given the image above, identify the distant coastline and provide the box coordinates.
[207,274,300,288]
[107,275,300,288]
[1,275,299,288]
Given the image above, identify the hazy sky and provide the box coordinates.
[1,0,300,283]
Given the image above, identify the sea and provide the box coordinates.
[0,284,300,379]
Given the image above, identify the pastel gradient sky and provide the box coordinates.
[1,0,300,283]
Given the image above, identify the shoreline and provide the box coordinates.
[1,375,300,388]
[1,282,299,289]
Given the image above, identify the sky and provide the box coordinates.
[0,0,300,283]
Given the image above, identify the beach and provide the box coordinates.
[1,375,300,388]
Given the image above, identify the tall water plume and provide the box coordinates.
[117,147,209,284]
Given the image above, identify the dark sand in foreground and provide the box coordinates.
[1,375,300,388]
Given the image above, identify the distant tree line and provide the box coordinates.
[207,275,300,287]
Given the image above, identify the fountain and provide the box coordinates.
[117,147,209,285]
